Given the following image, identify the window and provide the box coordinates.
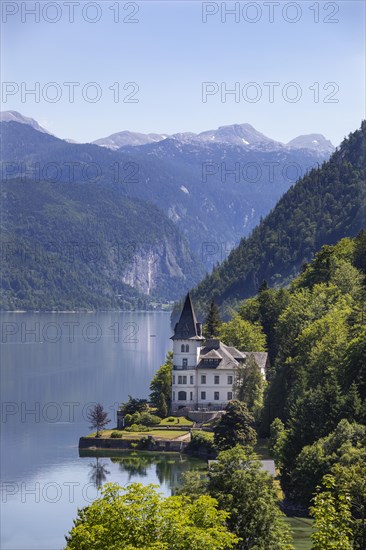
[178,391,187,401]
[214,391,220,401]
[182,358,188,367]
[181,344,185,352]
[227,392,233,400]
[178,375,187,384]
[185,344,189,352]
[201,375,206,384]
[173,391,175,400]
[181,344,189,352]
[214,375,220,384]
[172,375,175,384]
[190,375,194,384]
[227,375,233,384]
[201,391,206,400]
[190,392,193,401]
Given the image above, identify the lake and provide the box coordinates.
[0,311,204,550]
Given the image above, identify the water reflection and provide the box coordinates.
[83,451,207,493]
[88,457,111,488]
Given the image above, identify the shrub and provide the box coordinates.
[124,414,133,426]
[110,431,123,439]
[186,431,217,456]
[125,424,149,433]
[139,412,161,427]
[124,411,161,428]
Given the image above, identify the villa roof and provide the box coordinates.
[171,293,204,341]
[198,340,269,371]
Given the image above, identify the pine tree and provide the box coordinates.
[214,400,257,451]
[204,299,222,338]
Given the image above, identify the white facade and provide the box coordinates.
[171,336,236,411]
[170,294,268,412]
[172,362,235,410]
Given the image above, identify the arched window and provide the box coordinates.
[185,344,189,352]
[181,344,185,352]
[178,391,187,401]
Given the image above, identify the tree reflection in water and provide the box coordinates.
[88,457,111,488]
[110,452,206,492]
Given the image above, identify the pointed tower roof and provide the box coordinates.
[171,293,204,340]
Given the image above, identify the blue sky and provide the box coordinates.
[1,1,365,145]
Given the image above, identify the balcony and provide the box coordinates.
[173,364,195,371]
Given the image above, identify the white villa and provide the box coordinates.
[171,293,269,412]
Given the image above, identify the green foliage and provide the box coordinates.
[218,314,266,351]
[208,446,294,550]
[119,396,149,416]
[191,121,366,315]
[65,482,239,549]
[310,475,354,550]
[291,420,366,506]
[198,231,366,520]
[149,352,173,417]
[186,431,216,456]
[124,424,150,433]
[178,470,209,498]
[110,431,123,439]
[234,355,267,420]
[203,299,222,338]
[269,418,288,469]
[124,411,161,428]
[214,400,257,451]
[1,175,205,310]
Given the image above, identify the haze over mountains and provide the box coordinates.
[1,110,356,311]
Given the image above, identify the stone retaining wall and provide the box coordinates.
[79,437,189,453]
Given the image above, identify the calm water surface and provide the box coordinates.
[0,312,203,550]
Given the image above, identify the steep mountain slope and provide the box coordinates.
[189,121,366,317]
[1,120,333,271]
[0,179,203,310]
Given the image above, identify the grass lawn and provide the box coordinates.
[159,416,194,427]
[285,517,313,550]
[87,429,189,440]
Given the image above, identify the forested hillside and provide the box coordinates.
[224,232,366,544]
[190,122,366,317]
[0,180,203,310]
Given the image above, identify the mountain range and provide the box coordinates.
[1,110,353,311]
[93,122,335,155]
